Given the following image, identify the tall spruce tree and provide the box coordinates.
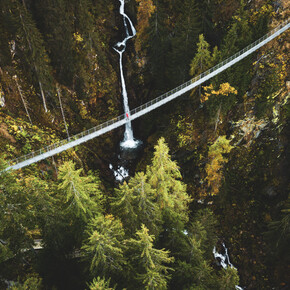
[145,0,171,92]
[168,0,201,85]
[82,214,126,275]
[147,137,191,231]
[190,34,212,97]
[12,1,54,112]
[111,172,161,236]
[34,0,75,86]
[126,224,174,289]
[217,0,253,94]
[58,161,103,220]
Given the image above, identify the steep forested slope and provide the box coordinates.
[0,0,289,289]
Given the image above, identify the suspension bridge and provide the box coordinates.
[3,19,290,172]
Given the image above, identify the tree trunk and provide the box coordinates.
[57,86,70,138]
[14,76,33,125]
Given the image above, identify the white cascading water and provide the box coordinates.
[114,0,140,148]
[213,243,244,290]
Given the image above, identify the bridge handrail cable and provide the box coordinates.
[6,19,289,169]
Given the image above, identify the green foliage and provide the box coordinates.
[218,267,240,290]
[0,158,34,258]
[204,136,233,196]
[145,0,171,91]
[88,276,115,290]
[170,209,219,289]
[126,224,174,289]
[10,275,43,290]
[58,161,103,219]
[82,214,126,274]
[147,137,191,230]
[216,1,254,93]
[189,209,218,259]
[112,172,161,235]
[10,1,55,111]
[168,0,201,84]
[190,34,212,77]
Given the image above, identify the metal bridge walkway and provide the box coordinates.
[4,20,290,171]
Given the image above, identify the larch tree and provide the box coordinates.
[135,0,156,55]
[204,136,233,196]
[201,82,238,126]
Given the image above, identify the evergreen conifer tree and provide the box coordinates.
[147,137,191,233]
[190,34,213,97]
[168,0,201,85]
[58,161,103,220]
[112,172,161,235]
[89,276,115,290]
[126,224,174,289]
[82,214,126,274]
[13,1,54,112]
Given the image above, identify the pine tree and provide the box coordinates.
[197,0,215,37]
[0,158,34,261]
[145,0,171,92]
[218,0,253,94]
[126,224,174,289]
[10,275,43,290]
[34,0,75,86]
[170,209,220,289]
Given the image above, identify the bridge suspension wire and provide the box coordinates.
[3,19,289,172]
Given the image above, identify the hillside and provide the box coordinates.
[0,0,289,289]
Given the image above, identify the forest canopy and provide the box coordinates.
[0,0,289,289]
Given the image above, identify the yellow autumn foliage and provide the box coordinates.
[201,83,237,103]
[205,136,233,196]
[135,0,156,54]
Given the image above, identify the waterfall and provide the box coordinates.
[114,0,140,148]
[213,243,244,290]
